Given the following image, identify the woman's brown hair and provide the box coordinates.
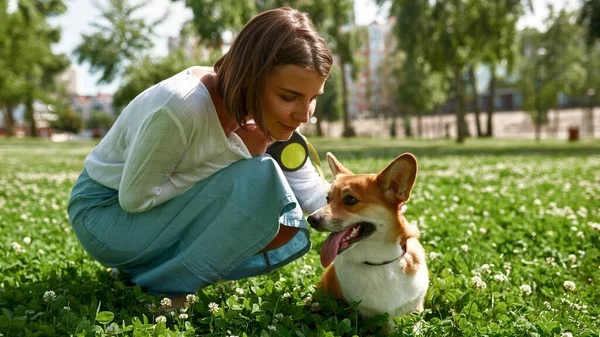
[214,7,333,135]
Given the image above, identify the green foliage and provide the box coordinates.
[516,10,587,127]
[0,138,599,336]
[176,0,358,137]
[0,0,70,137]
[51,108,84,134]
[113,50,213,111]
[578,0,600,46]
[87,111,115,131]
[315,66,343,123]
[74,0,165,84]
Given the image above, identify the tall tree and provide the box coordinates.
[74,0,165,84]
[113,50,213,111]
[578,0,600,137]
[579,0,600,46]
[0,0,69,137]
[313,65,343,136]
[176,0,359,137]
[517,9,586,140]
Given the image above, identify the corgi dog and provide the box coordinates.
[307,153,428,332]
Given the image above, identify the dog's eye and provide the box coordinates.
[326,195,330,204]
[343,195,358,206]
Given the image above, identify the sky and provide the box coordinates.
[39,0,581,96]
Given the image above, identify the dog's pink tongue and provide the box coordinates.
[320,228,352,268]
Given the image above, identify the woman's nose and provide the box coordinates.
[292,101,313,123]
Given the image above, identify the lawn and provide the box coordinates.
[0,137,598,337]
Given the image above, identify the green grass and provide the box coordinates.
[0,137,599,336]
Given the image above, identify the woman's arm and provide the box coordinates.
[118,107,188,213]
[283,156,330,214]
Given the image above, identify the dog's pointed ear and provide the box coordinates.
[327,152,353,178]
[377,153,418,204]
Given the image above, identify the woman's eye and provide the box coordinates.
[343,195,358,206]
[281,95,295,102]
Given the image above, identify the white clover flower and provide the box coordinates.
[37,249,45,255]
[503,262,512,270]
[481,264,491,274]
[155,315,167,323]
[479,227,487,235]
[106,325,117,334]
[520,284,532,296]
[471,276,487,290]
[303,294,313,305]
[275,313,284,320]
[534,199,542,205]
[461,244,469,252]
[234,288,244,296]
[208,302,220,313]
[563,281,576,292]
[63,306,71,311]
[10,242,23,254]
[178,313,188,320]
[576,231,584,239]
[186,294,198,303]
[568,254,577,263]
[429,252,439,260]
[310,302,321,312]
[494,274,508,283]
[43,291,56,302]
[279,277,286,282]
[23,237,32,245]
[282,292,291,298]
[268,325,276,331]
[160,298,172,307]
[560,333,573,337]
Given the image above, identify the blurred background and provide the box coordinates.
[0,0,598,143]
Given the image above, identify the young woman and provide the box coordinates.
[68,7,332,301]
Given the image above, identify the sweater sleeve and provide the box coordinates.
[283,156,330,214]
[118,107,188,213]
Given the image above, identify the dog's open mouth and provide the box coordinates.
[320,222,376,267]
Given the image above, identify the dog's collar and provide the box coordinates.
[363,243,406,266]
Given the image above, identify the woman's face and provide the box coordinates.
[260,65,326,141]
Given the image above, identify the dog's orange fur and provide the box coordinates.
[318,265,346,301]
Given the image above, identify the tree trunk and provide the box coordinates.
[468,65,483,137]
[454,65,467,143]
[314,105,323,136]
[486,64,496,137]
[25,97,38,138]
[403,112,413,137]
[417,115,423,138]
[586,106,594,138]
[340,60,355,138]
[3,104,16,137]
[552,109,560,139]
[390,110,397,138]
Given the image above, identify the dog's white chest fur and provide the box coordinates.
[334,247,429,319]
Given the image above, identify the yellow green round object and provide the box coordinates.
[280,143,307,170]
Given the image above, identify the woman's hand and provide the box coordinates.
[235,123,269,157]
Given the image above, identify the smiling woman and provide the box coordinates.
[66,7,333,302]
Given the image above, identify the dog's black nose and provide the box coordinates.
[307,214,322,229]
